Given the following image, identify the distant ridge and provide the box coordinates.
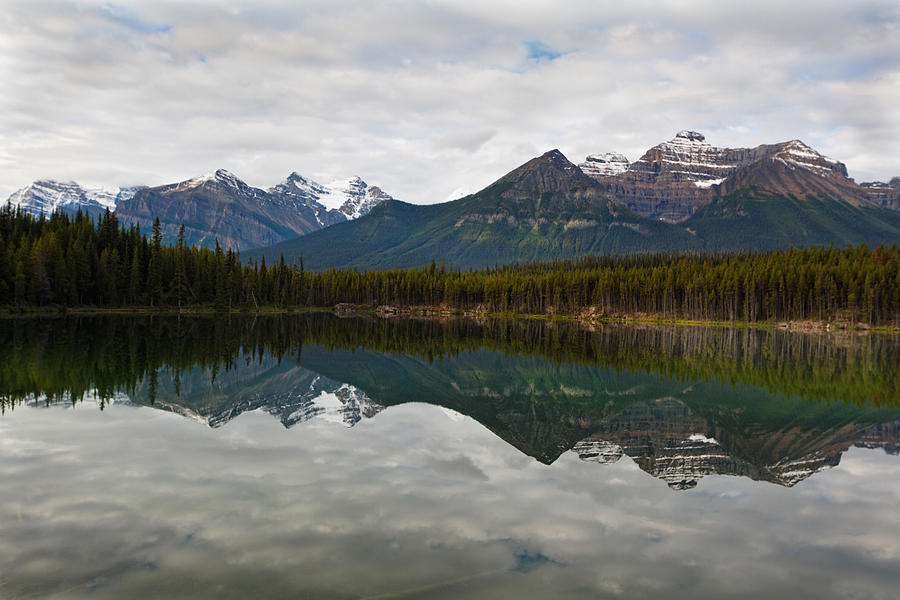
[579,130,894,222]
[249,137,900,270]
[6,129,900,260]
[7,169,395,251]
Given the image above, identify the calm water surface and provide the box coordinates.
[1,315,899,599]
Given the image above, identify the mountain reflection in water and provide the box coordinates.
[3,314,898,490]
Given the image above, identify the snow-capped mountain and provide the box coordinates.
[115,168,395,250]
[6,180,143,220]
[6,169,395,250]
[114,168,320,250]
[581,131,870,221]
[268,173,345,228]
[268,173,394,225]
[861,177,900,211]
[577,152,630,178]
[322,177,395,220]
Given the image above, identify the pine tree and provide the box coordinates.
[147,217,164,307]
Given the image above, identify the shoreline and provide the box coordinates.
[1,304,898,333]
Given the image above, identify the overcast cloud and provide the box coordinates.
[2,0,899,202]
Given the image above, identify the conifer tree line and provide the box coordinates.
[1,206,898,324]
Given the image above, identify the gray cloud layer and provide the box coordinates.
[2,0,899,202]
[3,401,900,598]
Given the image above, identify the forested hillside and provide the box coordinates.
[0,207,897,325]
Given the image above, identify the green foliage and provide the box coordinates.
[0,206,303,310]
[0,205,898,325]
[295,245,899,325]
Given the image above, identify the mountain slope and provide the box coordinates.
[250,145,900,270]
[114,169,395,251]
[115,169,318,250]
[248,150,703,269]
[683,187,900,251]
[6,180,143,220]
[862,177,900,211]
[8,170,395,251]
[582,131,890,221]
[267,173,395,226]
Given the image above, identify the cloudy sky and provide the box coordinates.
[4,398,900,598]
[2,0,899,203]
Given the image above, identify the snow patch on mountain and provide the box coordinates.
[269,173,393,224]
[584,131,852,193]
[694,178,725,189]
[321,177,394,219]
[578,152,630,177]
[6,180,143,218]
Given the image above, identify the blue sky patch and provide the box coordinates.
[102,3,172,34]
[524,41,563,62]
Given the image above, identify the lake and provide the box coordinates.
[1,314,899,599]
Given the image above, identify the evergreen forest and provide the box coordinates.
[1,207,898,325]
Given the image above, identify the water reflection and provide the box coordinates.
[2,315,900,599]
[2,314,899,491]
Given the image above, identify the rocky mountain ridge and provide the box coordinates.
[5,180,145,220]
[251,141,900,270]
[578,152,630,177]
[6,169,394,251]
[581,130,892,221]
[269,173,394,226]
[7,129,898,260]
[861,177,900,211]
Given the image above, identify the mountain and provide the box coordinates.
[8,130,897,262]
[7,170,394,251]
[681,185,900,252]
[116,169,390,251]
[577,152,630,178]
[114,170,394,251]
[115,169,328,250]
[5,180,144,220]
[249,143,900,270]
[247,149,703,269]
[861,177,900,211]
[268,173,395,227]
[582,130,895,221]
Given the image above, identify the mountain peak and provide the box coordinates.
[540,148,567,160]
[484,149,597,198]
[269,171,393,222]
[6,179,122,219]
[212,169,243,188]
[485,148,599,197]
[578,152,630,178]
[764,139,847,179]
[675,130,707,143]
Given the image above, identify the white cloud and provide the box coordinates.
[2,0,899,202]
